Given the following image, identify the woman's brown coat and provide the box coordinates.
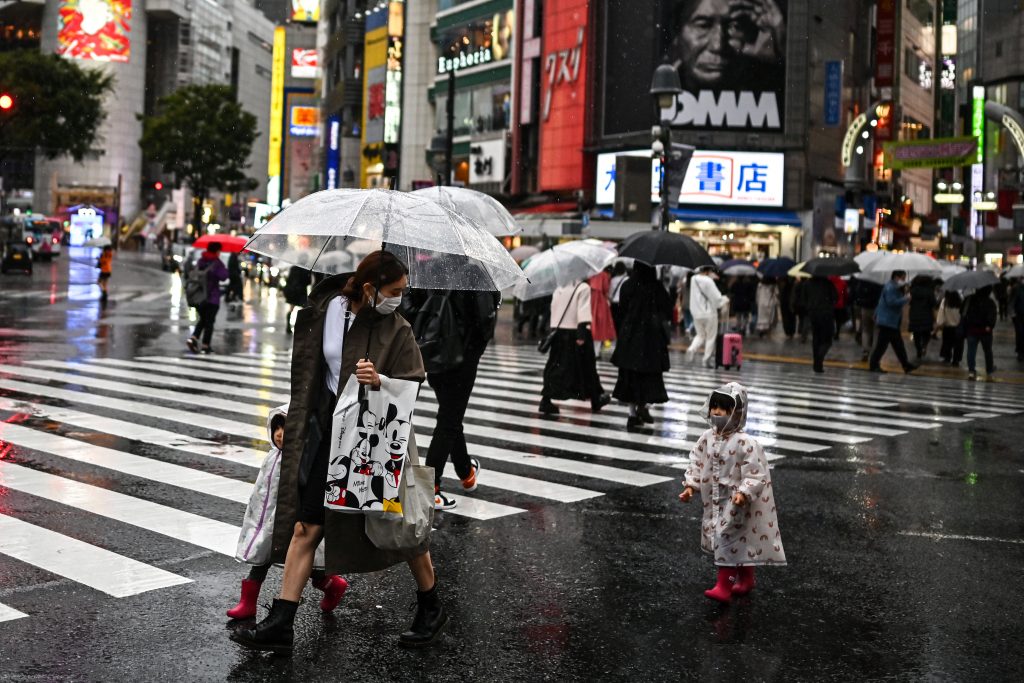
[271,273,427,573]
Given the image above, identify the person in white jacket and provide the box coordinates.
[539,280,611,415]
[226,405,348,620]
[686,266,729,367]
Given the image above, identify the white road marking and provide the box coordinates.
[0,514,192,597]
[898,531,1024,546]
[0,461,240,555]
[0,602,28,623]
[0,422,252,503]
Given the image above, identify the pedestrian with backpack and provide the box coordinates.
[185,241,229,354]
[407,289,500,511]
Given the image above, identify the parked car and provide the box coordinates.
[1,242,33,275]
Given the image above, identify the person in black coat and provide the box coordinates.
[282,265,312,334]
[799,275,837,373]
[907,275,937,360]
[611,262,672,430]
[962,285,998,380]
[226,252,245,308]
[778,276,797,338]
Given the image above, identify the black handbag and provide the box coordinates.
[537,283,584,353]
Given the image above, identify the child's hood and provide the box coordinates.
[266,404,288,444]
[700,382,748,434]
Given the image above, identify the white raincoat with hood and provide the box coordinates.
[235,404,325,567]
[684,382,786,567]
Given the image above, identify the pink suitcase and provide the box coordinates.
[717,333,743,369]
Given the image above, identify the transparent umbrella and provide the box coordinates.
[411,186,519,236]
[513,241,616,301]
[857,252,942,284]
[243,189,526,291]
[1006,264,1024,279]
[942,269,999,293]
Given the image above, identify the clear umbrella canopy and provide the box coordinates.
[1006,264,1024,279]
[856,252,942,284]
[513,240,616,301]
[243,189,526,291]
[411,186,519,237]
[942,269,999,293]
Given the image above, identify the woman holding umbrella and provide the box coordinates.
[539,279,611,415]
[231,251,446,653]
[611,262,673,430]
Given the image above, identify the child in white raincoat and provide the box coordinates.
[679,382,786,602]
[226,405,349,620]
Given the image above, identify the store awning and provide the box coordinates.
[668,207,802,226]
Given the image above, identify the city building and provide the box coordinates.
[0,0,275,233]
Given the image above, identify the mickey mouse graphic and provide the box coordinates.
[379,401,411,499]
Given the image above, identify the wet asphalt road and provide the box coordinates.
[0,249,1022,682]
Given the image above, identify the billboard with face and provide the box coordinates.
[56,0,132,63]
[603,0,787,136]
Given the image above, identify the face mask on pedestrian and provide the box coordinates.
[373,292,402,315]
[709,414,731,431]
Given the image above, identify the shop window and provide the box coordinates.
[435,92,474,136]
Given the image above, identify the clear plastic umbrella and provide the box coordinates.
[513,241,616,301]
[722,264,759,277]
[243,189,526,291]
[411,186,519,236]
[856,252,942,284]
[854,250,889,270]
[938,263,967,281]
[1006,264,1024,279]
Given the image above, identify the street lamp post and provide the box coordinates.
[427,70,456,186]
[649,62,682,231]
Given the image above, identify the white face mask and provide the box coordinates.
[374,293,402,315]
[710,414,730,431]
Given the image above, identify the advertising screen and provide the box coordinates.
[603,0,787,136]
[291,0,320,23]
[56,0,132,63]
[291,49,318,79]
[595,149,784,207]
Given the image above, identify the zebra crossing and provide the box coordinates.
[0,344,1021,623]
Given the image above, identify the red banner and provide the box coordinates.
[875,0,896,87]
[538,0,591,192]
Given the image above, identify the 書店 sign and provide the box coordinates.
[595,150,784,207]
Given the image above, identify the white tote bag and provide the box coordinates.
[324,374,419,517]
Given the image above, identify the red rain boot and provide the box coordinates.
[732,566,756,596]
[226,579,262,620]
[704,567,738,603]
[313,575,349,613]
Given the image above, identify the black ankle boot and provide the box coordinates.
[399,585,448,648]
[229,598,299,655]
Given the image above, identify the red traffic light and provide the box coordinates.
[0,94,13,110]
[154,181,164,190]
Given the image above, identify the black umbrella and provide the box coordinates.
[617,230,714,269]
[800,257,859,277]
[758,257,796,278]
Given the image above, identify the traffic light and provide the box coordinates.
[0,93,13,111]
[154,181,164,190]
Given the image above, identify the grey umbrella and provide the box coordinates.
[942,269,999,293]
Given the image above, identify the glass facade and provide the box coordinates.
[435,83,511,136]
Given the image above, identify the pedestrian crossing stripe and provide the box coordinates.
[0,602,28,623]
[0,514,192,598]
[1,343,1020,619]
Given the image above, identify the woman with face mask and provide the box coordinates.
[232,250,447,654]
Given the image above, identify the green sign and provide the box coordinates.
[972,85,985,164]
[883,137,978,169]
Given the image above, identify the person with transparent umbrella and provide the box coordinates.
[232,189,527,653]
